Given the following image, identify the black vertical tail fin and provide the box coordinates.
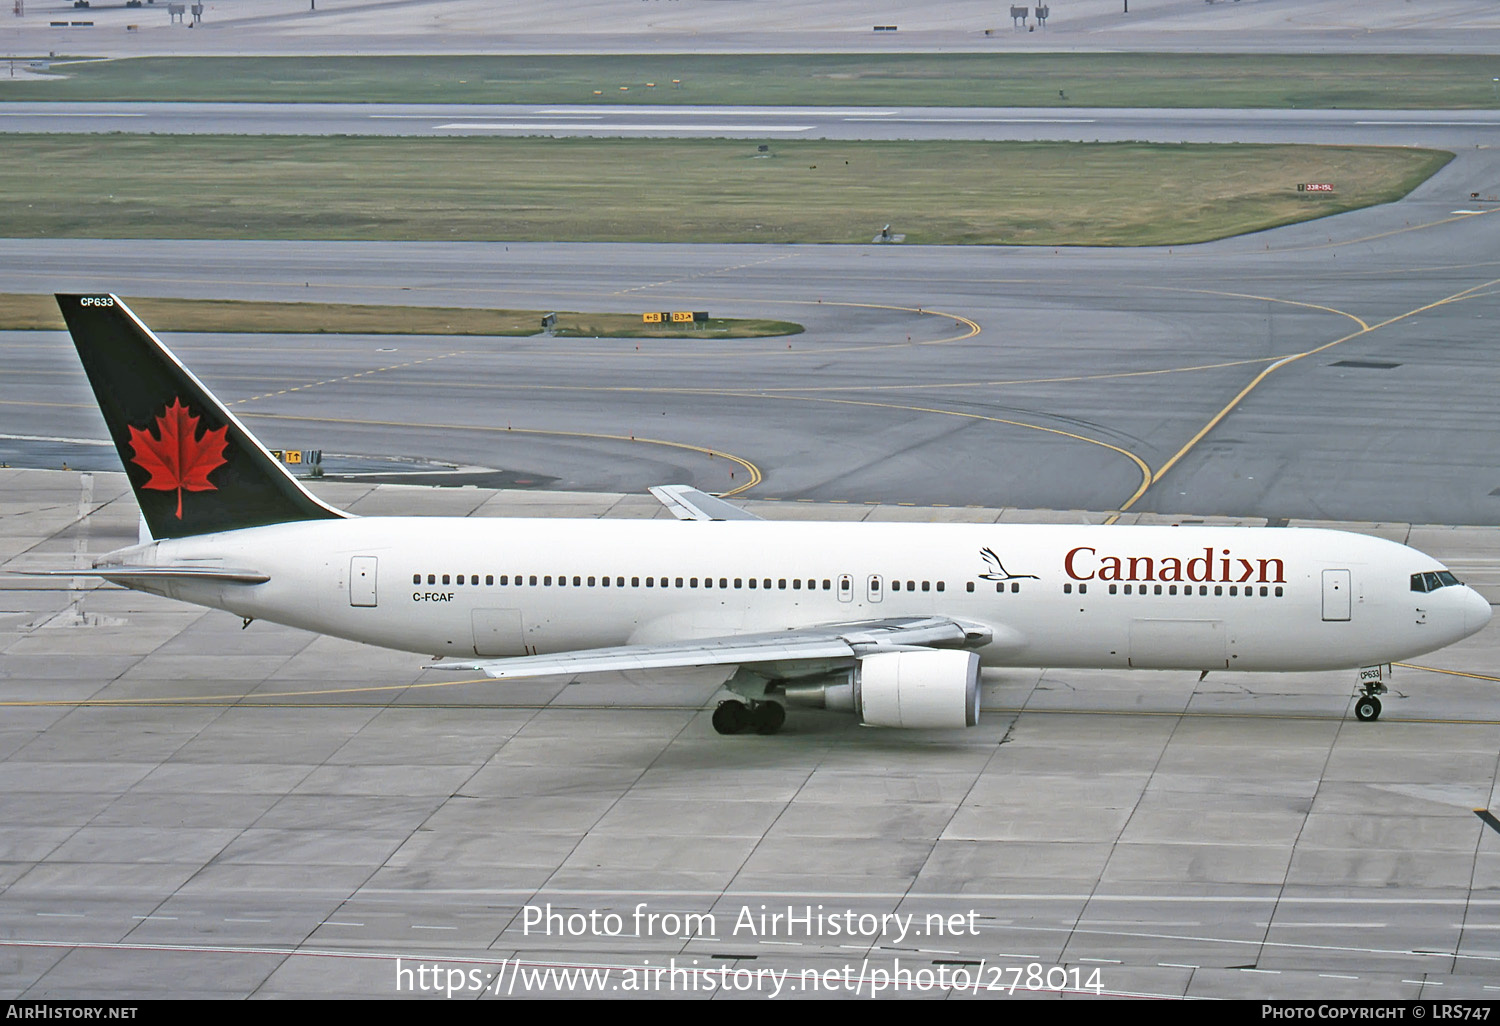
[56,293,347,539]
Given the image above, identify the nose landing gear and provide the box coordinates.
[1353,668,1389,722]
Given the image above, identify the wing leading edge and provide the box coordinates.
[431,615,996,680]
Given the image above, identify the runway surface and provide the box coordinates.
[3,103,1500,147]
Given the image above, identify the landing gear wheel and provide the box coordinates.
[1354,695,1382,722]
[712,700,750,735]
[752,701,786,735]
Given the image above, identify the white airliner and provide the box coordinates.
[31,294,1492,734]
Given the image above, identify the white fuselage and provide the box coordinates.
[105,519,1491,673]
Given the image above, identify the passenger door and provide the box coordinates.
[1322,569,1351,622]
[349,556,378,607]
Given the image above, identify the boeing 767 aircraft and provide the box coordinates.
[30,294,1492,734]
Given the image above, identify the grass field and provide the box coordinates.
[0,136,1452,246]
[4,54,1499,109]
[0,294,803,339]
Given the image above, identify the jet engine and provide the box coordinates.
[784,649,981,728]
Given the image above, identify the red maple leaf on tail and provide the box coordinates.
[127,398,229,519]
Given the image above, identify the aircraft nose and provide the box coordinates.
[1465,587,1493,635]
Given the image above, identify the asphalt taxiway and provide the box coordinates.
[3,194,1498,525]
[5,212,1497,998]
[1,471,1498,1000]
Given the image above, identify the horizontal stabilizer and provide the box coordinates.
[12,566,270,584]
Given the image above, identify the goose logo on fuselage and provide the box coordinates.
[978,547,1040,582]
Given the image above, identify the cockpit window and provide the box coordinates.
[1412,570,1463,593]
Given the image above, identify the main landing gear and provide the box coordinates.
[712,699,786,736]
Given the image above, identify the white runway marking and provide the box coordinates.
[1357,120,1500,126]
[0,433,112,446]
[843,117,1097,124]
[369,114,602,121]
[433,123,814,132]
[534,107,898,117]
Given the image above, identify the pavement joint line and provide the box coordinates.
[1029,923,1500,964]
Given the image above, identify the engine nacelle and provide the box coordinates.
[855,649,981,728]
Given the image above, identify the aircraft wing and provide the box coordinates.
[431,615,993,680]
[648,484,762,521]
